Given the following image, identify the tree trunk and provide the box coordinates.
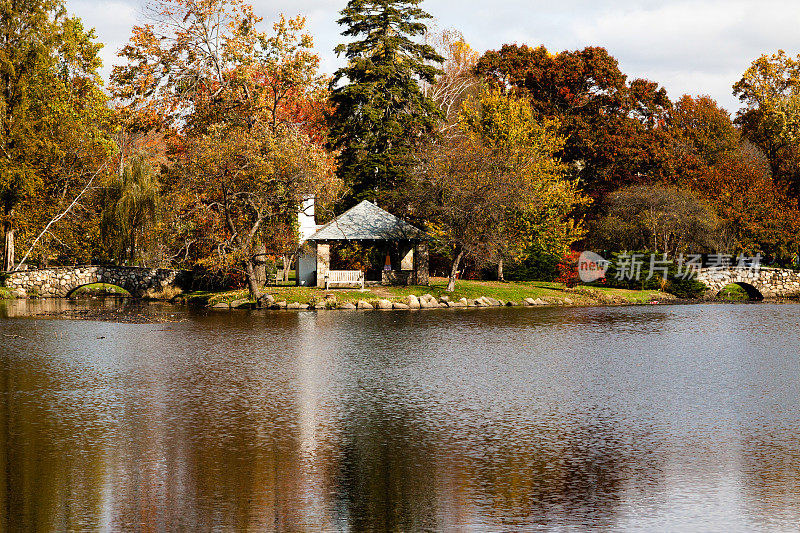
[244,259,262,301]
[129,226,137,264]
[498,258,505,282]
[282,254,292,282]
[446,247,464,292]
[3,214,14,271]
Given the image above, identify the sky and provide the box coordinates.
[66,0,800,113]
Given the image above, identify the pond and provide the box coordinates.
[1,300,799,531]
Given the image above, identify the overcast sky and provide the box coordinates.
[66,0,800,113]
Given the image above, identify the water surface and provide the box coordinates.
[1,300,799,531]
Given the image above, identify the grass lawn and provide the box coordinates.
[69,283,132,297]
[185,278,673,307]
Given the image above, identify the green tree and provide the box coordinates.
[101,156,160,264]
[460,88,588,280]
[1,0,112,270]
[328,0,443,205]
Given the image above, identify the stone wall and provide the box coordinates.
[3,266,191,298]
[696,267,800,299]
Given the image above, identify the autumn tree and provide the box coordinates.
[592,185,720,255]
[474,45,673,198]
[328,0,443,206]
[1,0,113,270]
[423,28,480,136]
[460,89,588,280]
[112,1,336,300]
[689,147,800,260]
[733,50,800,195]
[405,90,584,291]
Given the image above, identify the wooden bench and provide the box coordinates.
[325,270,364,290]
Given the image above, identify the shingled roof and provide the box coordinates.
[306,200,428,241]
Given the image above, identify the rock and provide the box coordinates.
[276,301,287,309]
[314,301,328,309]
[421,293,434,301]
[211,302,230,309]
[533,298,547,305]
[230,298,251,309]
[377,299,393,310]
[299,304,310,309]
[439,302,448,308]
[466,298,477,307]
[485,297,501,306]
[357,300,374,310]
[406,295,421,309]
[440,295,450,302]
[339,302,357,309]
[286,302,301,309]
[523,297,536,306]
[259,294,275,306]
[419,298,434,309]
[449,300,467,307]
[459,297,468,306]
[507,301,518,307]
[563,297,573,305]
[393,302,410,309]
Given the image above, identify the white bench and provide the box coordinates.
[325,270,364,289]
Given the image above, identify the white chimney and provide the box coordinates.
[298,196,319,242]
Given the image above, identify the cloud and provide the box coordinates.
[65,0,800,112]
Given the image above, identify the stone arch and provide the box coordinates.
[711,281,764,301]
[65,281,134,298]
[3,266,191,298]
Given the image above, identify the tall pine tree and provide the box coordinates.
[329,0,443,206]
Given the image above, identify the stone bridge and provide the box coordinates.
[696,267,800,300]
[2,265,192,298]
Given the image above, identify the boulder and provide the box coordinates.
[286,302,301,309]
[533,298,547,305]
[440,295,450,303]
[439,302,448,308]
[259,294,275,306]
[314,301,328,309]
[393,302,410,309]
[466,298,477,307]
[449,300,467,307]
[339,302,357,309]
[230,298,251,309]
[299,303,310,309]
[507,301,518,307]
[357,300,374,310]
[564,297,573,305]
[485,297,501,306]
[523,297,536,306]
[419,297,434,309]
[276,301,288,309]
[406,295,421,309]
[377,299,393,310]
[211,302,230,309]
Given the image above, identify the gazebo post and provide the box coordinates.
[316,242,330,288]
[414,241,429,285]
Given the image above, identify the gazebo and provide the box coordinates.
[296,200,429,287]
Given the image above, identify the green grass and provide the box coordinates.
[185,278,673,307]
[69,283,131,297]
[0,286,13,299]
[717,283,749,301]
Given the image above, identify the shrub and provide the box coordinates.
[554,251,581,287]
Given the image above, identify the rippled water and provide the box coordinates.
[1,300,800,531]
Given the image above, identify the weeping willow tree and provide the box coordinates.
[101,157,160,264]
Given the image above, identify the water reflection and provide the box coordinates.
[2,303,800,530]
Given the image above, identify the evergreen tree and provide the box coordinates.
[329,0,443,206]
